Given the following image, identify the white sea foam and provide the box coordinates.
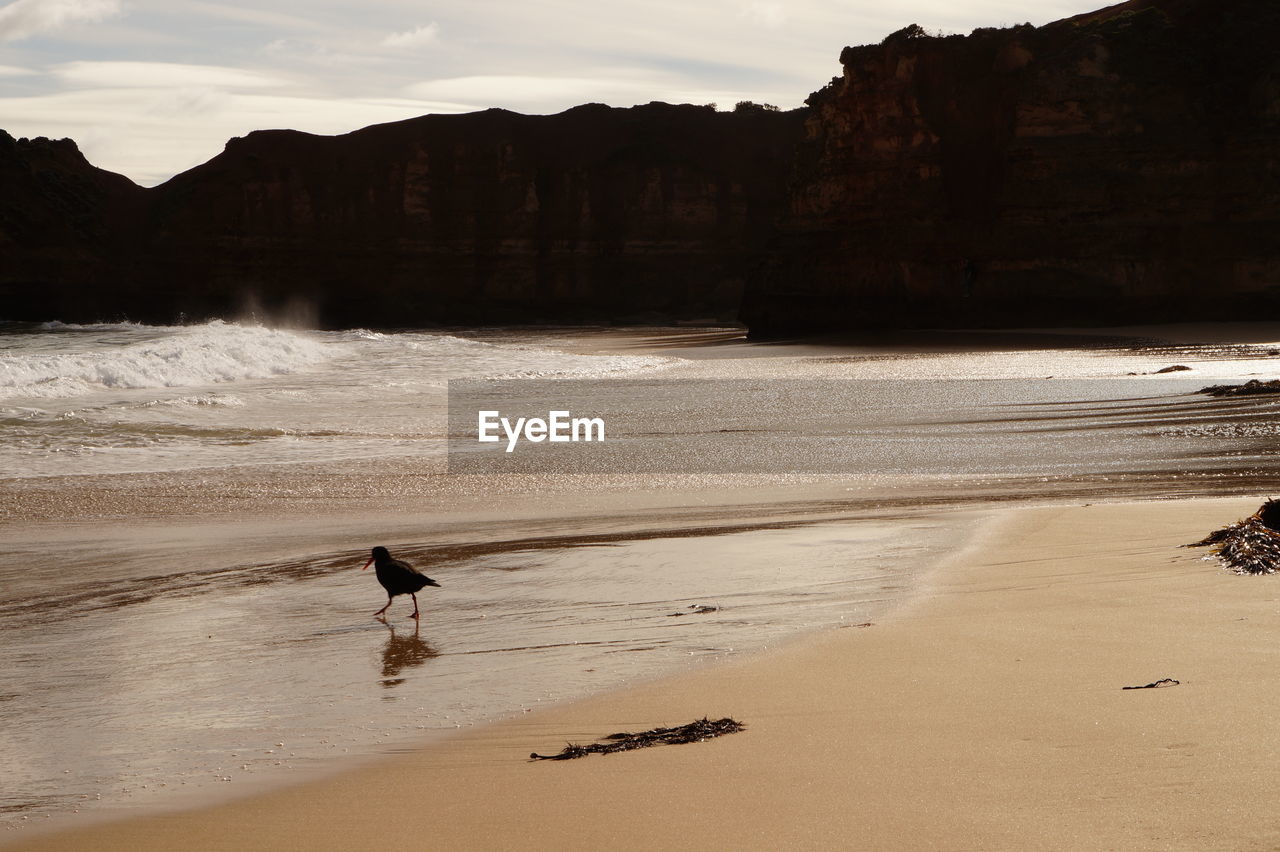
[0,321,333,400]
[491,354,672,380]
[338,328,669,383]
[139,394,247,408]
[37,320,154,332]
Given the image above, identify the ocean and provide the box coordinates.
[3,319,1280,834]
[0,320,670,479]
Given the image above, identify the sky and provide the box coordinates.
[0,0,1107,186]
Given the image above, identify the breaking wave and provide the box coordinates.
[0,321,333,400]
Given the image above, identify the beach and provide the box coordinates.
[10,496,1280,850]
[5,0,1278,844]
[5,324,1280,848]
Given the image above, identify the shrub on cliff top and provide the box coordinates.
[882,23,928,44]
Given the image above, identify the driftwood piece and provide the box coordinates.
[529,717,744,761]
[1186,499,1280,575]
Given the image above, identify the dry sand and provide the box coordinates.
[11,496,1280,850]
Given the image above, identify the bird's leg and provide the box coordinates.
[409,593,420,619]
[374,595,392,618]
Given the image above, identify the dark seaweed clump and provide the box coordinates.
[1123,678,1179,690]
[530,717,744,761]
[1187,499,1280,575]
[1198,379,1280,397]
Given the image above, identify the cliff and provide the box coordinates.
[0,103,802,327]
[742,0,1280,335]
[4,0,1279,333]
[0,132,146,321]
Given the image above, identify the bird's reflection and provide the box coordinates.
[378,618,438,689]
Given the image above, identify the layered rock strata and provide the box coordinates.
[1,103,801,327]
[742,0,1280,335]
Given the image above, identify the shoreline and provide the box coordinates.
[11,494,1280,850]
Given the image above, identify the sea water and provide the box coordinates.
[0,321,667,478]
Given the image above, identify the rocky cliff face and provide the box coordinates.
[5,0,1278,334]
[742,0,1280,335]
[0,132,145,321]
[1,103,802,327]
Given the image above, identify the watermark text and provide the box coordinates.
[477,410,605,452]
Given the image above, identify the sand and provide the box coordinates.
[10,495,1280,851]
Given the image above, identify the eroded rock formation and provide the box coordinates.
[741,0,1280,335]
[1,103,802,327]
[0,132,145,321]
[3,0,1278,333]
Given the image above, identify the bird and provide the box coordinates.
[361,546,440,619]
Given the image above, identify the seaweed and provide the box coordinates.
[529,717,744,761]
[1198,379,1280,397]
[1123,678,1179,690]
[666,604,719,617]
[1186,499,1280,575]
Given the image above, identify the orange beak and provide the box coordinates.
[361,557,374,571]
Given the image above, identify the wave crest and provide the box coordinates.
[0,321,333,399]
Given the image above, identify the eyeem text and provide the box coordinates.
[477,410,606,452]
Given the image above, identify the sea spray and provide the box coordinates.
[0,321,333,400]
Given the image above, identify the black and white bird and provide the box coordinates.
[361,546,440,619]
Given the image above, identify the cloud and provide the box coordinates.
[381,23,439,48]
[401,72,797,119]
[53,61,289,90]
[143,86,231,117]
[407,74,620,102]
[403,74,664,114]
[0,0,1111,185]
[180,1,327,35]
[742,2,786,28]
[0,86,473,185]
[0,0,121,42]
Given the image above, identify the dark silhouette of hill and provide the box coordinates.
[3,0,1278,332]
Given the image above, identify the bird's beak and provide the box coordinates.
[361,558,374,571]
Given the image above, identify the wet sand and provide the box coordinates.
[0,469,980,835]
[11,496,1280,850]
